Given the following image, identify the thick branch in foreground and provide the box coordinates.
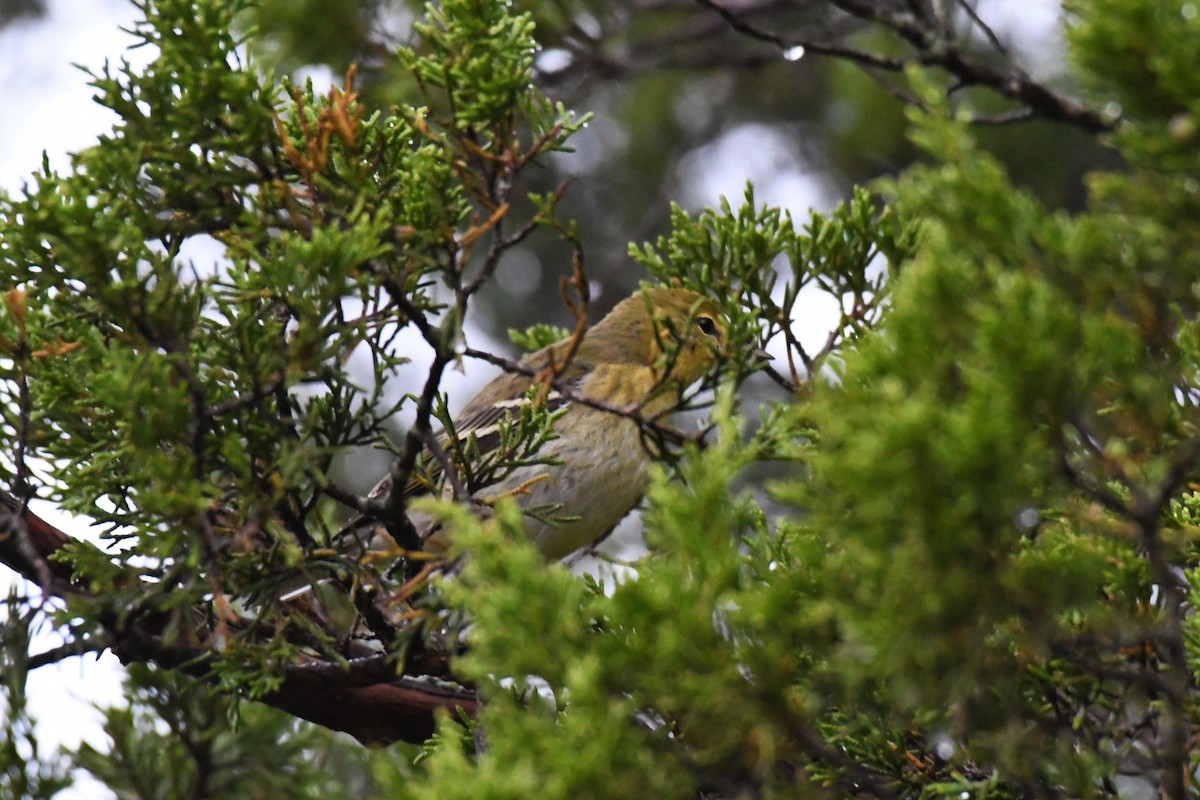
[0,491,72,594]
[0,489,476,745]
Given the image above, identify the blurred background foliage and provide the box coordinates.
[240,0,1116,339]
[0,0,44,29]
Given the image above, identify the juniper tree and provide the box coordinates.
[2,1,1200,799]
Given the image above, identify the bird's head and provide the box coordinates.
[579,285,729,411]
[640,286,728,382]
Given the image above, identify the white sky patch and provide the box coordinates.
[972,0,1066,78]
[536,47,572,75]
[769,282,843,364]
[676,122,836,218]
[314,297,506,431]
[292,62,338,92]
[0,0,147,188]
[675,123,856,371]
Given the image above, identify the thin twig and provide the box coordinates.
[953,0,1008,57]
[693,0,907,71]
[829,0,1112,132]
[693,0,1113,133]
[460,347,694,450]
[422,428,469,502]
[27,635,110,670]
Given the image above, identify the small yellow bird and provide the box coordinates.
[368,285,733,561]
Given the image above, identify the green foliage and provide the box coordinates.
[430,383,569,501]
[780,57,1200,797]
[1068,0,1200,126]
[0,595,70,800]
[6,1,1200,799]
[631,185,915,388]
[0,0,586,676]
[408,405,812,799]
[72,663,413,799]
[402,0,536,132]
[397,6,1200,797]
[508,323,573,353]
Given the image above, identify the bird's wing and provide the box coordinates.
[357,358,580,506]
[403,379,576,498]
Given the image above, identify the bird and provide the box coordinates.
[362,284,735,563]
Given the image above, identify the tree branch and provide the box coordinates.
[0,486,476,745]
[693,0,1114,134]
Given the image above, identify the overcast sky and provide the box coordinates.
[0,2,1064,797]
[1,4,141,798]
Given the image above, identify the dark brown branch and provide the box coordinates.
[28,635,110,670]
[423,427,469,502]
[828,0,1113,133]
[953,0,1008,57]
[0,491,73,594]
[759,362,799,394]
[1057,420,1136,519]
[318,480,371,515]
[694,0,1114,134]
[462,179,572,298]
[376,337,455,550]
[693,0,906,71]
[0,486,474,745]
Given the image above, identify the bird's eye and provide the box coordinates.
[696,315,719,337]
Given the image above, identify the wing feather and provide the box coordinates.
[402,381,577,498]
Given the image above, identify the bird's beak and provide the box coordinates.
[752,348,774,365]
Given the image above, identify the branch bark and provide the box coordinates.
[693,0,1114,134]
[0,488,477,745]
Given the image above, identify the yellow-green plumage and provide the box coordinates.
[380,286,729,560]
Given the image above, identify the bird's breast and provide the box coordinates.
[480,407,652,560]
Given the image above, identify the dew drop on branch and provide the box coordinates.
[781,45,806,62]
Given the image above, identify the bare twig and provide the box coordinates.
[692,0,1113,134]
[27,635,110,671]
[759,362,799,394]
[462,179,572,298]
[693,0,908,71]
[829,0,1112,132]
[953,0,1008,57]
[422,427,469,502]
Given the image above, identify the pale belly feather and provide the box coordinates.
[477,409,652,560]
